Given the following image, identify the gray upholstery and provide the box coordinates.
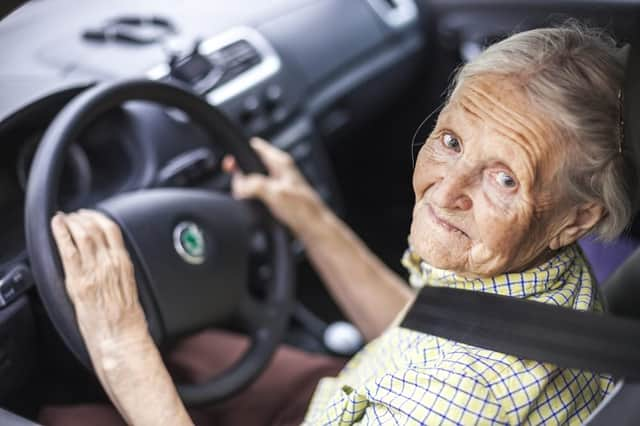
[601,247,640,319]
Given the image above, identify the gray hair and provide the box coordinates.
[448,23,631,241]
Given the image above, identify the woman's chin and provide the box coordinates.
[409,231,469,272]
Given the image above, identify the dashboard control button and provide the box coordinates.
[248,115,270,135]
[0,265,33,308]
[264,84,283,106]
[240,95,261,123]
[244,95,260,111]
[271,107,288,124]
[250,231,269,255]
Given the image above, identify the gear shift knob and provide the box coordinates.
[323,321,363,356]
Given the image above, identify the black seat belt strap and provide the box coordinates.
[400,286,640,380]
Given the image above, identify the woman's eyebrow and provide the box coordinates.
[447,95,537,185]
[438,100,478,138]
[463,85,548,152]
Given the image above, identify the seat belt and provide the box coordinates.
[400,286,640,425]
[400,286,640,380]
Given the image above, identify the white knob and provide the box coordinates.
[323,321,363,355]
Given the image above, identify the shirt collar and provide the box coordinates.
[401,244,582,299]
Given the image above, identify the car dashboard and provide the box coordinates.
[0,0,425,277]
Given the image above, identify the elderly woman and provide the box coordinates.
[44,24,628,425]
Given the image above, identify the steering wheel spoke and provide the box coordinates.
[237,297,279,333]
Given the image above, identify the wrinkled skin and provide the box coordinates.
[409,74,604,277]
[51,210,146,345]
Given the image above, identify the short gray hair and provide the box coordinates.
[449,23,631,241]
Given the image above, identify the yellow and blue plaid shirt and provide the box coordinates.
[303,244,615,425]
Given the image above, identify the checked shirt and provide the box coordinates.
[302,245,615,425]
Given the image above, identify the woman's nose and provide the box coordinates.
[430,170,473,211]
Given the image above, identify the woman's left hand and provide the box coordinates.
[51,210,194,425]
[50,209,148,349]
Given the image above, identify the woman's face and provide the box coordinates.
[410,75,570,277]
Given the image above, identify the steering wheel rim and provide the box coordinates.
[24,79,294,406]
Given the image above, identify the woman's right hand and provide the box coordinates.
[226,139,412,341]
[223,137,327,239]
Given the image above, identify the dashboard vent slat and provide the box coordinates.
[213,40,262,86]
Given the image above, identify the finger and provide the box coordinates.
[222,155,237,173]
[78,210,138,306]
[64,213,97,268]
[75,211,109,249]
[80,210,133,278]
[249,137,293,174]
[73,212,117,285]
[50,213,82,278]
[78,209,126,251]
[231,172,272,201]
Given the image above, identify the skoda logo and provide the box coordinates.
[173,222,206,265]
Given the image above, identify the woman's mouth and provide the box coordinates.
[426,204,469,237]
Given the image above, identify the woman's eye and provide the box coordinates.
[496,171,516,188]
[442,133,461,153]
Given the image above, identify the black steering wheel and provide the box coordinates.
[24,79,294,406]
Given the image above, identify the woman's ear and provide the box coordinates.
[548,202,605,250]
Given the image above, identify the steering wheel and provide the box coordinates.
[24,79,294,406]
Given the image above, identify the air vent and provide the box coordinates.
[164,38,262,92]
[367,0,418,28]
[147,27,281,105]
[215,40,262,85]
